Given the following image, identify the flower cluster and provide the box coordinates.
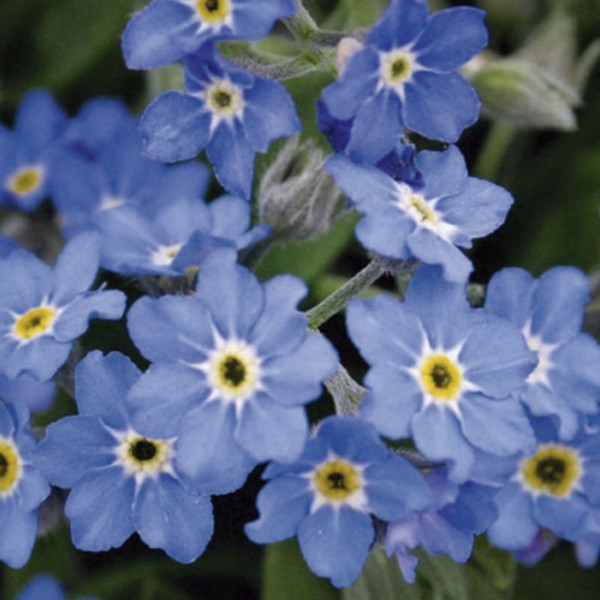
[1,0,599,595]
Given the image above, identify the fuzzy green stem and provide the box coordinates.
[306,258,386,329]
[325,364,367,415]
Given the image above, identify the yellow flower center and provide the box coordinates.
[7,166,44,196]
[520,444,581,497]
[196,0,229,22]
[121,435,172,476]
[208,342,260,401]
[420,354,462,402]
[407,193,436,223]
[206,80,244,119]
[0,439,22,496]
[14,307,55,341]
[314,460,361,502]
[382,50,414,86]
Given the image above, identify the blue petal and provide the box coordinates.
[209,194,251,238]
[459,394,535,456]
[233,0,296,40]
[0,335,70,381]
[484,268,536,330]
[140,91,211,162]
[122,0,195,69]
[487,484,538,550]
[15,465,50,513]
[34,416,117,488]
[260,333,338,407]
[437,177,513,242]
[534,495,588,540]
[53,289,126,342]
[365,456,432,521]
[195,248,264,340]
[0,372,55,413]
[412,406,475,482]
[415,146,468,200]
[14,575,65,600]
[366,0,428,50]
[354,211,414,259]
[530,266,590,343]
[243,77,300,152]
[298,506,374,588]
[0,496,37,568]
[134,475,214,563]
[245,475,312,543]
[75,351,140,428]
[127,294,214,363]
[237,392,307,463]
[65,466,136,552]
[404,71,480,142]
[346,90,403,164]
[360,366,422,439]
[247,274,307,358]
[175,401,257,495]
[460,313,535,398]
[412,8,488,70]
[406,227,472,282]
[206,120,255,199]
[321,47,380,120]
[404,265,471,350]
[51,233,101,305]
[127,362,207,438]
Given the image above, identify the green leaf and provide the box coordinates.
[262,539,341,600]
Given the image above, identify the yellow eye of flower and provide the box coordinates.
[382,50,415,86]
[0,439,22,496]
[14,307,55,340]
[196,0,229,22]
[314,460,361,502]
[120,434,172,477]
[206,80,244,118]
[7,166,44,196]
[420,353,462,402]
[407,193,436,223]
[520,444,581,497]
[209,342,260,401]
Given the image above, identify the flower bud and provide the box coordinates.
[258,137,344,241]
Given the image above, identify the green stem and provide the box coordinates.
[283,0,320,42]
[305,258,386,329]
[325,364,367,415]
[473,122,517,181]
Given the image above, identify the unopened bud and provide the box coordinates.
[258,137,344,241]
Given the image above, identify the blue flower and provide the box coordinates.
[0,400,50,568]
[96,194,269,276]
[0,233,126,381]
[0,89,68,211]
[245,415,432,588]
[139,46,300,198]
[126,248,338,494]
[347,265,536,483]
[320,0,487,163]
[34,351,214,562]
[385,468,498,582]
[476,417,600,550]
[14,574,99,600]
[122,0,296,70]
[326,146,513,282]
[51,124,210,238]
[484,267,600,440]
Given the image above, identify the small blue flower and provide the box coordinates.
[126,248,338,494]
[320,0,487,162]
[326,146,513,282]
[14,574,99,600]
[0,233,126,381]
[96,194,269,276]
[478,417,600,550]
[484,267,600,440]
[34,351,214,562]
[347,265,536,482]
[246,416,432,588]
[385,468,498,582]
[51,125,210,238]
[0,400,50,568]
[122,0,296,70]
[0,90,68,211]
[139,46,300,198]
